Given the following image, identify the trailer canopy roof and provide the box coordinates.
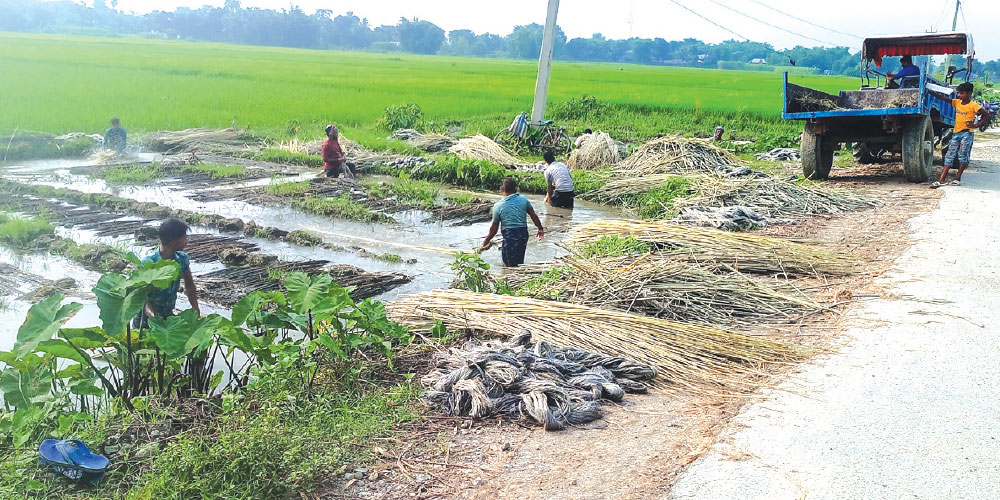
[863,32,974,67]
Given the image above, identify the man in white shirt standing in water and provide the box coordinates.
[543,150,575,209]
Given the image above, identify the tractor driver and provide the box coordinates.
[886,55,920,89]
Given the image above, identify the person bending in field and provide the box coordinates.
[104,117,127,153]
[481,177,544,267]
[712,126,725,142]
[322,124,356,178]
[933,82,990,188]
[134,218,200,329]
[543,150,575,209]
[575,128,593,148]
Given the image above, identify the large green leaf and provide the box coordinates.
[231,290,286,327]
[14,294,83,358]
[0,365,53,408]
[93,274,148,336]
[115,259,180,292]
[35,339,89,364]
[60,328,109,349]
[284,272,332,314]
[148,310,228,360]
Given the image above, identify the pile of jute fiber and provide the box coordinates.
[616,136,742,176]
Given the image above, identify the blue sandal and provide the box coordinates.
[39,439,109,484]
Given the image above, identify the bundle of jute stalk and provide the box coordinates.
[144,128,257,153]
[506,254,825,326]
[681,175,874,216]
[567,219,853,275]
[568,132,621,170]
[449,135,523,166]
[616,136,741,176]
[388,289,808,391]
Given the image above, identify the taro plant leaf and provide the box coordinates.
[310,284,354,319]
[232,290,286,327]
[0,364,53,408]
[94,273,148,337]
[69,380,105,397]
[148,310,229,360]
[10,406,45,447]
[115,259,180,292]
[60,327,109,349]
[34,339,89,364]
[313,334,346,359]
[284,272,333,314]
[54,363,85,379]
[14,294,82,358]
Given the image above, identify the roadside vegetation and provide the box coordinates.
[0,265,424,499]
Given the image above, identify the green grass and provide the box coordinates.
[182,163,248,179]
[579,235,655,258]
[0,212,54,248]
[362,177,442,207]
[293,195,389,223]
[95,163,165,186]
[0,33,856,150]
[241,149,323,168]
[516,266,572,300]
[265,180,310,196]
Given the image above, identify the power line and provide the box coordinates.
[668,0,749,41]
[747,0,862,40]
[707,0,840,46]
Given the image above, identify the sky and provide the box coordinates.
[101,0,998,59]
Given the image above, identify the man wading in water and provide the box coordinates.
[543,150,575,209]
[104,117,127,153]
[481,177,544,267]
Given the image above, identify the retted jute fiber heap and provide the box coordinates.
[144,128,257,153]
[448,135,523,167]
[389,289,807,392]
[422,330,655,430]
[616,136,743,176]
[567,219,854,275]
[680,176,876,217]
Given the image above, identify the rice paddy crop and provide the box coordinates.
[0,32,856,149]
[182,163,249,179]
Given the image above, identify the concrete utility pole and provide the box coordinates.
[531,0,560,124]
[944,0,960,78]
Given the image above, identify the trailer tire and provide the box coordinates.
[902,116,934,183]
[852,142,880,164]
[801,124,833,180]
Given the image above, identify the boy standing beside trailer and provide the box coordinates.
[933,82,991,188]
[481,177,544,267]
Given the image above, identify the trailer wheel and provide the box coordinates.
[902,116,934,183]
[801,123,833,180]
[852,142,880,164]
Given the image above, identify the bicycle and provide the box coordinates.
[494,113,573,156]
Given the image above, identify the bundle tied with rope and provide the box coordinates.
[389,289,807,393]
[568,132,622,170]
[615,136,743,176]
[448,135,524,167]
[422,330,655,430]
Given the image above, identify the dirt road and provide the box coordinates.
[668,135,1000,499]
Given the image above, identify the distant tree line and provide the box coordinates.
[1,0,997,79]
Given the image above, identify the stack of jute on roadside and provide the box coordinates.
[388,289,808,392]
[422,330,655,430]
[679,176,875,217]
[391,129,457,152]
[616,136,743,176]
[567,219,854,276]
[504,253,825,327]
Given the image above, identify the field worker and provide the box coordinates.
[575,128,593,148]
[322,124,348,178]
[712,126,725,142]
[104,117,127,153]
[133,218,200,328]
[933,82,990,188]
[886,55,919,89]
[543,150,575,209]
[481,177,544,267]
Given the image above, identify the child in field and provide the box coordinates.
[134,218,200,328]
[104,117,127,153]
[933,82,990,188]
[481,177,544,267]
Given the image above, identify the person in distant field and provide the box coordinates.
[712,126,725,142]
[322,124,348,178]
[134,218,200,329]
[932,82,990,188]
[481,177,544,267]
[543,151,575,209]
[886,55,920,89]
[575,128,593,148]
[104,117,127,153]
